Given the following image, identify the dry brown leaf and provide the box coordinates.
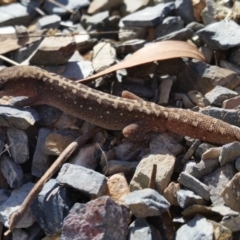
[78,40,205,83]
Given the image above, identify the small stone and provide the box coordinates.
[0,182,35,228]
[158,76,174,105]
[177,189,206,208]
[32,128,52,178]
[118,26,148,42]
[202,164,236,205]
[53,112,83,129]
[200,107,240,127]
[57,163,107,197]
[163,182,181,206]
[155,27,193,42]
[124,188,170,218]
[121,2,174,27]
[12,229,28,240]
[103,160,139,176]
[92,42,116,72]
[150,132,183,156]
[35,14,61,30]
[43,0,89,16]
[222,172,240,212]
[199,45,213,63]
[235,157,240,171]
[192,0,206,22]
[86,11,109,28]
[186,21,205,32]
[115,39,146,55]
[176,216,213,240]
[69,143,100,169]
[43,129,80,156]
[222,96,240,109]
[197,20,240,50]
[181,94,195,108]
[61,196,130,240]
[0,106,39,129]
[130,153,175,193]
[154,16,184,39]
[0,155,23,189]
[178,171,210,201]
[30,36,77,66]
[221,214,240,232]
[0,1,40,27]
[175,0,195,24]
[32,179,75,235]
[105,173,129,204]
[201,147,221,160]
[229,47,240,68]
[127,218,158,240]
[187,90,210,107]
[7,128,29,164]
[26,223,45,240]
[205,86,238,107]
[220,60,240,76]
[187,159,219,179]
[219,141,240,166]
[210,220,232,240]
[88,0,123,14]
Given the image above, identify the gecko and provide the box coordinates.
[0,65,239,145]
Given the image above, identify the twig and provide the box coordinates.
[0,55,20,66]
[148,164,157,189]
[5,127,101,235]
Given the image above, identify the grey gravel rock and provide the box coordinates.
[219,141,240,166]
[187,159,219,180]
[32,179,74,235]
[155,27,193,42]
[62,196,130,240]
[222,172,240,212]
[121,2,175,27]
[205,85,238,107]
[197,20,240,50]
[154,16,184,39]
[86,11,109,28]
[0,189,11,206]
[175,0,195,24]
[43,0,90,16]
[36,14,61,30]
[176,216,213,240]
[12,229,28,240]
[92,42,116,72]
[7,128,29,164]
[116,39,146,55]
[202,164,236,205]
[127,218,158,240]
[200,107,240,127]
[177,189,206,208]
[31,128,52,178]
[0,155,23,189]
[235,157,240,171]
[0,106,39,129]
[178,172,210,201]
[57,163,107,197]
[0,182,35,228]
[124,188,170,218]
[220,60,240,75]
[0,1,40,27]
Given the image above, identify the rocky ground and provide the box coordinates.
[0,0,240,239]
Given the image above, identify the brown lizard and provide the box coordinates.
[0,65,240,144]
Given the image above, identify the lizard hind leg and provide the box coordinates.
[123,120,167,141]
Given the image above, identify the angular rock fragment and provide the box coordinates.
[0,155,23,189]
[36,14,61,30]
[32,179,75,235]
[57,163,107,197]
[176,216,213,240]
[178,172,210,201]
[219,141,240,166]
[124,188,170,218]
[197,20,240,50]
[61,196,130,240]
[0,182,35,228]
[7,127,29,164]
[121,2,175,27]
[202,164,236,205]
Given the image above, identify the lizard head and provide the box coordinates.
[0,66,39,98]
